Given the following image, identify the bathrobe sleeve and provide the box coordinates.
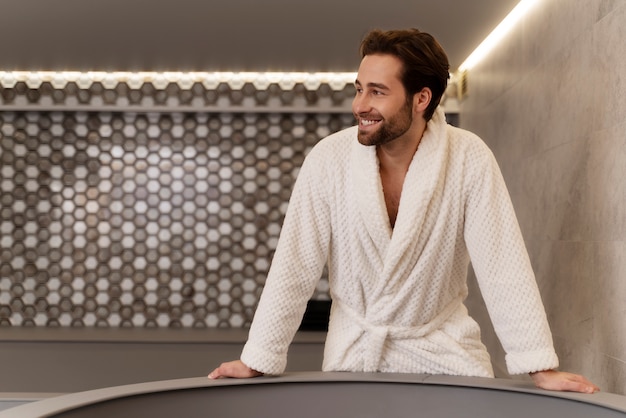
[463,144,559,375]
[240,144,332,375]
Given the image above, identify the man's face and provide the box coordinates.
[352,54,413,147]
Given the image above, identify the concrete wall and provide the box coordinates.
[462,0,626,395]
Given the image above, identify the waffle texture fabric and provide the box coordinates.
[241,107,559,377]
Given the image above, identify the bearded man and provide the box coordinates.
[209,28,599,394]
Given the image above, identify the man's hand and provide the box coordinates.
[208,360,263,379]
[530,369,600,393]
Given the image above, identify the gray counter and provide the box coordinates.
[1,372,625,418]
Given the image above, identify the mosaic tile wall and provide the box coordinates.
[0,80,355,328]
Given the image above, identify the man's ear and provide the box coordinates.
[412,87,432,115]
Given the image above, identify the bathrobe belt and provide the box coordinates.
[333,297,463,372]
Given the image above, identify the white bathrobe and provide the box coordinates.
[241,108,559,377]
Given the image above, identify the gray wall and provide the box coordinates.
[0,329,325,393]
[462,0,625,395]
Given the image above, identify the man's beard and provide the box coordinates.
[356,100,413,147]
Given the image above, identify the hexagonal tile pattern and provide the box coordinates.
[0,81,355,328]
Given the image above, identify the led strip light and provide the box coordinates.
[458,0,540,72]
[0,71,357,91]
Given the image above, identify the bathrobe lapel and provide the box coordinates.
[351,108,450,299]
[348,140,393,304]
[382,109,449,289]
[351,140,392,265]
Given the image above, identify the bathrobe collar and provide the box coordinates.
[351,107,450,296]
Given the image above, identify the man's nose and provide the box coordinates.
[352,95,371,114]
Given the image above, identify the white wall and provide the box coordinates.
[461,0,626,395]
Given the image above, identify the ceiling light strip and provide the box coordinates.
[0,71,357,91]
[458,0,541,72]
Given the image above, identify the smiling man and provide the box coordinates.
[209,28,599,394]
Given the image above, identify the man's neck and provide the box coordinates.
[376,123,426,174]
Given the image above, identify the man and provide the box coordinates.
[209,28,598,393]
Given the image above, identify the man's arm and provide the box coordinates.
[206,141,333,378]
[464,145,599,393]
